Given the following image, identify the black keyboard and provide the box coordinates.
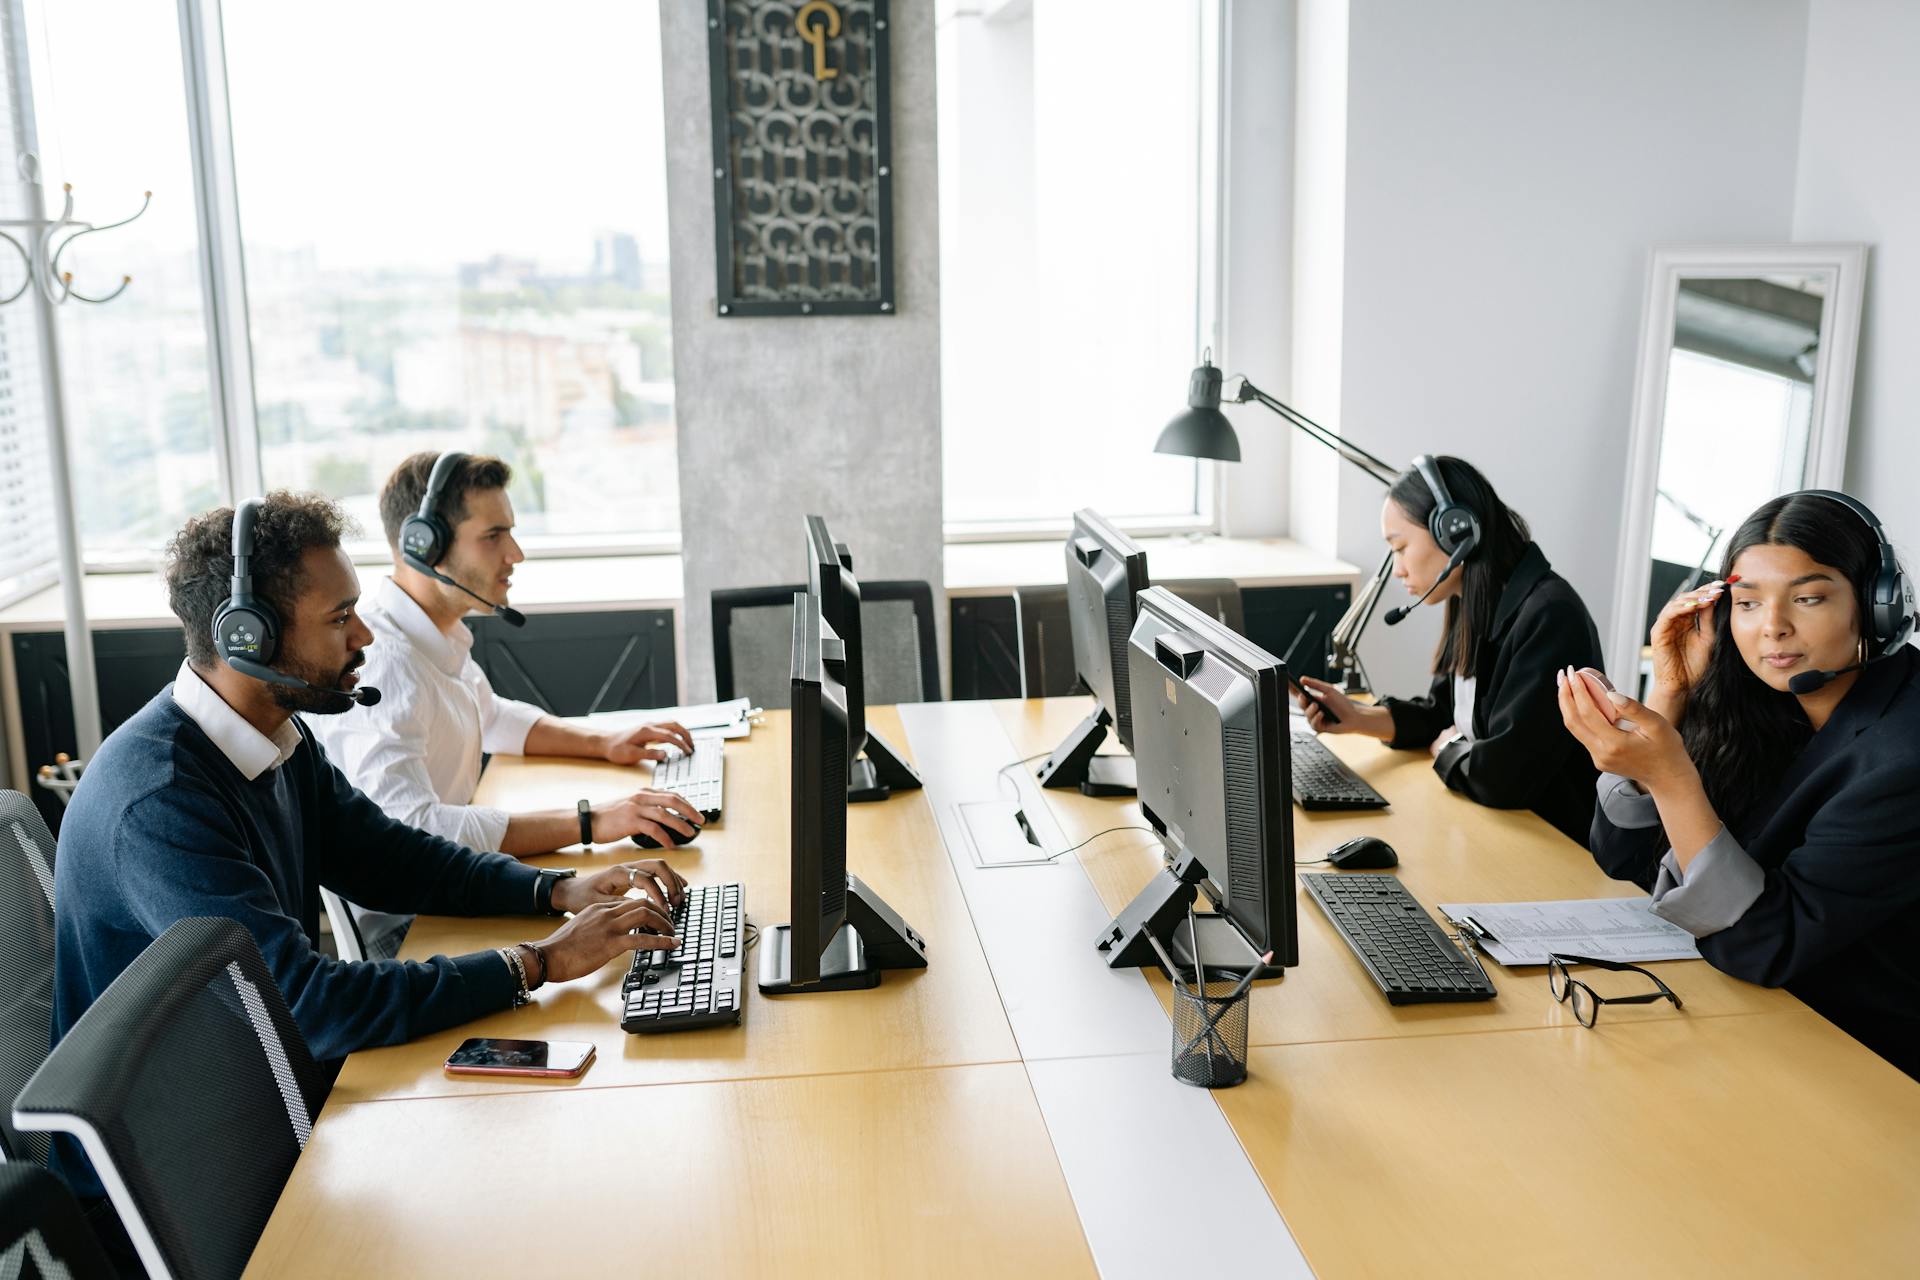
[1290,733,1390,809]
[620,882,746,1033]
[1300,872,1495,1004]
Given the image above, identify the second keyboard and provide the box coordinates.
[621,881,746,1033]
[651,737,725,818]
[1301,871,1495,1004]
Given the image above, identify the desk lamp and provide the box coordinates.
[1155,354,1400,693]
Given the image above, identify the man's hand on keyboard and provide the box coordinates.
[590,789,706,847]
[599,720,696,766]
[553,858,688,916]
[534,896,682,983]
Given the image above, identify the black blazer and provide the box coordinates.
[1591,644,1920,1080]
[1379,542,1603,845]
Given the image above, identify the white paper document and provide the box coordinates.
[1434,895,1700,967]
[578,696,757,739]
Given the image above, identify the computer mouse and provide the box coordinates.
[630,808,709,850]
[1326,836,1398,870]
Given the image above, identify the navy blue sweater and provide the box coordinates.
[51,688,543,1192]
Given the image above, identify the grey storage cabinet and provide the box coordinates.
[464,610,676,716]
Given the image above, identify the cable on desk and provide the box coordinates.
[994,752,1052,801]
[977,823,1159,870]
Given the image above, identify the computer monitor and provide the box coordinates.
[758,589,928,995]
[804,515,923,802]
[1095,586,1297,978]
[1036,508,1150,796]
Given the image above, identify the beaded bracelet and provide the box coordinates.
[499,945,531,1007]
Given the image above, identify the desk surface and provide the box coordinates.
[257,696,1920,1277]
[329,708,1021,1105]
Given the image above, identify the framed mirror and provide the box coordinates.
[1606,243,1869,687]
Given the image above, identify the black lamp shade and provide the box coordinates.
[1155,361,1241,462]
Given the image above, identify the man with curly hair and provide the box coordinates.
[49,492,686,1208]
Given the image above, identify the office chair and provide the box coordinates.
[319,887,368,964]
[0,1163,116,1279]
[13,917,327,1280]
[0,791,59,1166]
[713,580,941,707]
[1012,579,1246,698]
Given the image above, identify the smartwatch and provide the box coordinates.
[534,867,577,916]
[577,798,594,848]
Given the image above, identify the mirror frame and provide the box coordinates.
[1606,242,1870,682]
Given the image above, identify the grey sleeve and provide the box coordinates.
[1597,772,1662,829]
[1647,826,1767,938]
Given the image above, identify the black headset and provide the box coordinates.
[399,450,467,571]
[1793,489,1916,654]
[397,450,526,627]
[1413,454,1482,559]
[210,498,380,705]
[212,498,280,669]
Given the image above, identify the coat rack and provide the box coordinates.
[0,152,149,306]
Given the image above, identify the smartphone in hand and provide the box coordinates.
[1287,672,1341,725]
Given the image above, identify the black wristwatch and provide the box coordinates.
[534,867,577,916]
[577,798,594,848]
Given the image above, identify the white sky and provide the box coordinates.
[27,0,673,271]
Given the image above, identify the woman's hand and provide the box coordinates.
[1557,666,1693,792]
[1648,579,1726,701]
[1295,677,1395,740]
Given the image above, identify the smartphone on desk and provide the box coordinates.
[445,1037,596,1079]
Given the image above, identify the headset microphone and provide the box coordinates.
[399,451,527,627]
[1385,542,1472,626]
[226,655,382,706]
[407,558,527,628]
[1787,664,1859,695]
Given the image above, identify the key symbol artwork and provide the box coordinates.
[796,0,841,81]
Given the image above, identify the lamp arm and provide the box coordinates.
[1233,380,1402,486]
[1326,550,1395,693]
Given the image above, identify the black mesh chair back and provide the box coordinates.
[1012,580,1246,699]
[0,791,58,1166]
[0,1163,116,1279]
[714,580,940,706]
[13,917,326,1280]
[712,584,802,709]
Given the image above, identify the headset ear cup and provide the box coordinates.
[400,513,449,568]
[213,601,279,667]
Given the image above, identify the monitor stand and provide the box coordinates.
[849,729,924,802]
[757,873,928,994]
[1095,852,1280,979]
[1035,706,1137,796]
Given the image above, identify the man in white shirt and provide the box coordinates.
[311,452,703,954]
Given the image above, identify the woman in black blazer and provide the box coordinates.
[1296,456,1605,844]
[1561,491,1920,1079]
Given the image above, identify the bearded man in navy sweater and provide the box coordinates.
[51,492,684,1207]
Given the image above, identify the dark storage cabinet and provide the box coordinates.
[12,628,189,832]
[464,610,676,717]
[947,582,1351,701]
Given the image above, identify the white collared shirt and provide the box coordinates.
[172,660,302,779]
[305,574,545,851]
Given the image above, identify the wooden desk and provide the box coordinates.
[249,1063,1095,1278]
[331,709,1022,1104]
[992,696,1800,1048]
[258,696,1920,1277]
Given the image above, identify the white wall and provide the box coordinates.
[1298,0,1810,694]
[1794,0,1920,568]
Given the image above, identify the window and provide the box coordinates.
[937,0,1217,536]
[223,0,679,551]
[22,0,222,567]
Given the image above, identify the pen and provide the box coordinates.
[1460,914,1499,943]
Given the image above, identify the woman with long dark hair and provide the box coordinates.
[1561,491,1920,1079]
[1296,455,1605,843]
